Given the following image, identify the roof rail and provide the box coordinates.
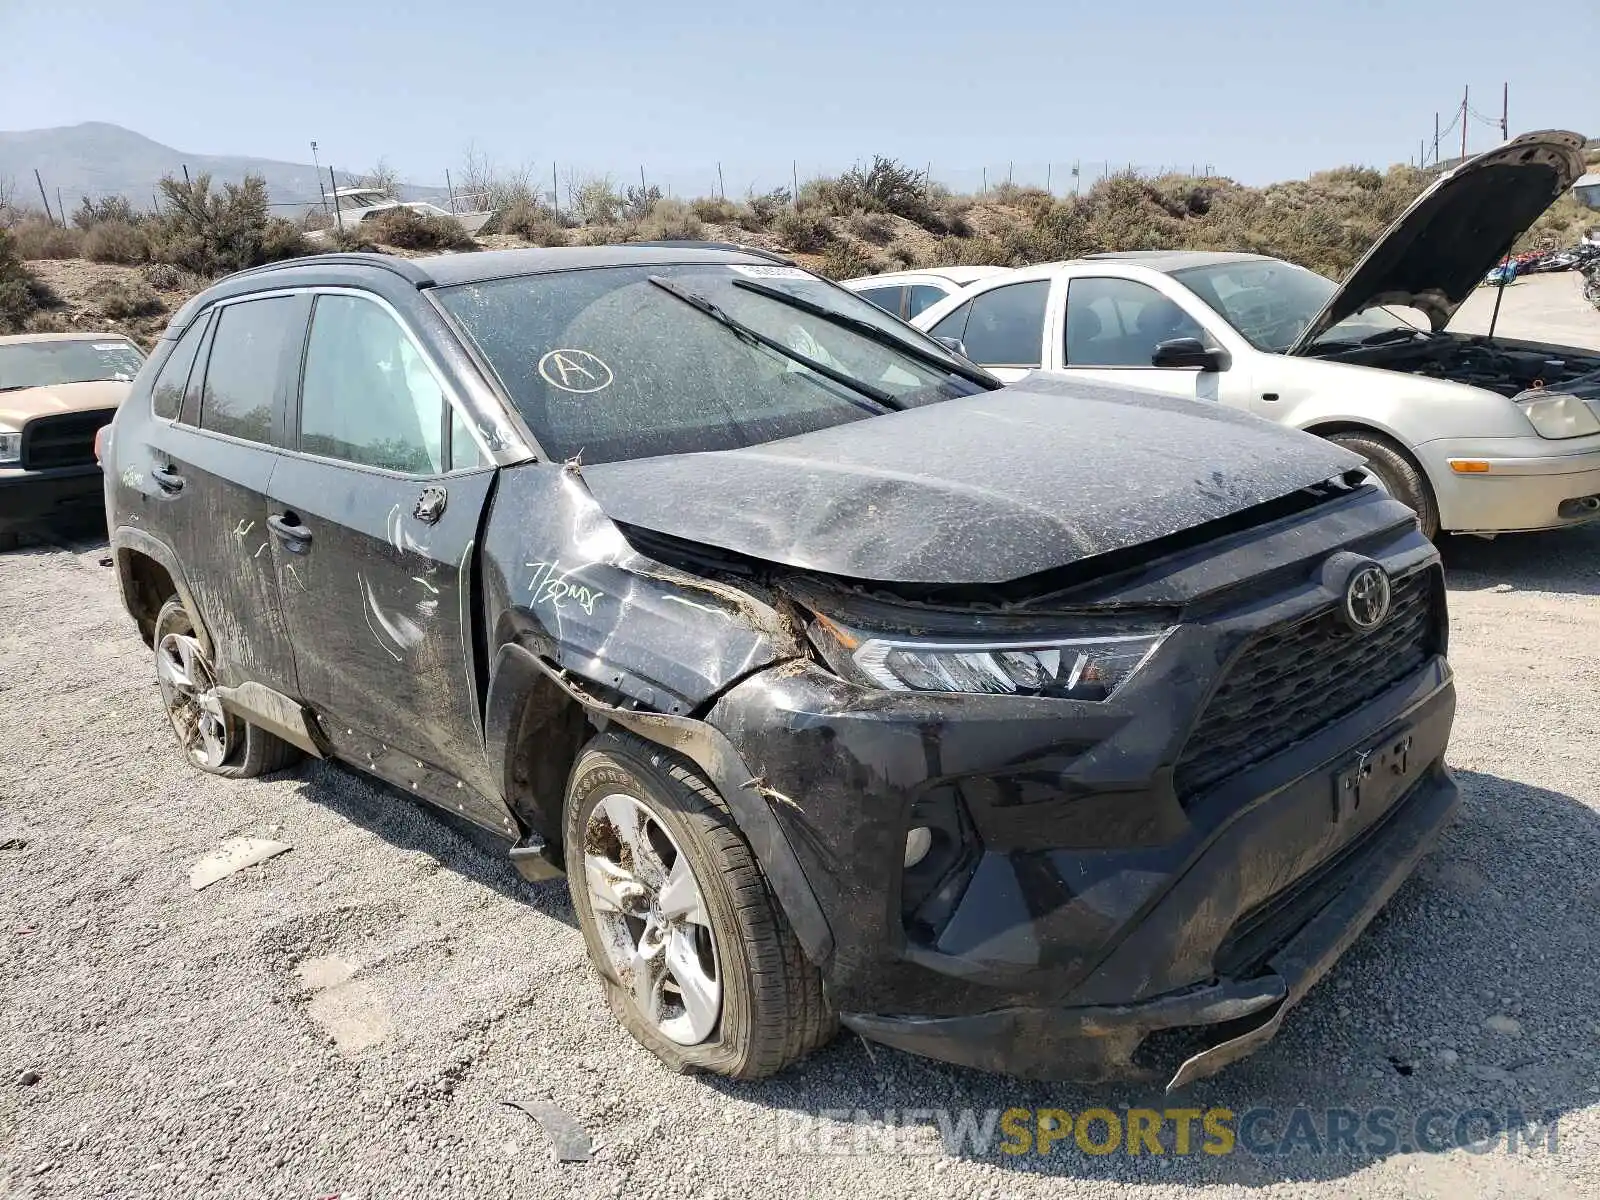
[628,240,796,266]
[219,252,434,286]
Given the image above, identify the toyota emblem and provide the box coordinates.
[1344,565,1392,632]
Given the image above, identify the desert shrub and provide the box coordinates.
[623,185,663,221]
[690,196,739,224]
[738,188,791,231]
[73,195,143,229]
[773,209,834,253]
[147,173,311,276]
[90,278,165,319]
[805,157,930,224]
[11,217,82,259]
[927,234,1007,267]
[362,208,475,251]
[140,262,185,290]
[496,196,568,246]
[302,209,334,232]
[636,199,704,241]
[574,223,638,246]
[817,241,882,280]
[83,220,150,264]
[570,177,623,226]
[326,227,380,252]
[0,228,58,332]
[989,182,1055,219]
[884,240,917,269]
[844,210,895,244]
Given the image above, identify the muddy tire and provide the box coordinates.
[1327,431,1440,539]
[153,598,300,778]
[565,729,836,1079]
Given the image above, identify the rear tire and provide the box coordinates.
[153,598,300,778]
[1327,432,1440,540]
[565,729,836,1079]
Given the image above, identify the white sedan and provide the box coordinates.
[841,267,1011,323]
[911,131,1600,538]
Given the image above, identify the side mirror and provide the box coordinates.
[1151,336,1230,371]
[933,335,971,360]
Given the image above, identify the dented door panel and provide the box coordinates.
[267,454,501,811]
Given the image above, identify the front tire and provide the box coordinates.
[565,730,836,1079]
[153,598,300,778]
[1327,431,1440,540]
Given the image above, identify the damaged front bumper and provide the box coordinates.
[699,508,1457,1085]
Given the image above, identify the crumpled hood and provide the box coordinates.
[1289,130,1587,352]
[0,380,129,428]
[581,377,1361,584]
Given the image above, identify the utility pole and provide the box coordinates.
[329,166,343,230]
[311,141,327,211]
[445,168,457,215]
[1433,112,1440,166]
[716,162,725,200]
[33,169,51,224]
[1460,85,1469,163]
[792,160,799,209]
[1500,81,1508,141]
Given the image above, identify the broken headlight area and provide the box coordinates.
[807,614,1171,701]
[1516,371,1600,439]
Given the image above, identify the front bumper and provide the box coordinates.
[703,495,1456,1082]
[1418,436,1600,533]
[0,463,105,531]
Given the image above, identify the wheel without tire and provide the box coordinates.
[1327,431,1440,540]
[565,729,836,1079]
[153,598,300,778]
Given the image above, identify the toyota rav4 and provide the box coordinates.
[104,245,1457,1087]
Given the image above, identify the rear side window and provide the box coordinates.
[960,281,1050,367]
[199,298,295,444]
[856,286,905,318]
[150,316,208,420]
[907,285,948,319]
[298,294,446,474]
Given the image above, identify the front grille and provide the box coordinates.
[20,409,115,470]
[1174,567,1439,802]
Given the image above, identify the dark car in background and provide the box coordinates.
[104,245,1457,1086]
[0,331,144,548]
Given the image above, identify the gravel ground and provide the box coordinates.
[3,275,1600,1198]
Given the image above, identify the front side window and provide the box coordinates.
[856,286,905,318]
[0,338,143,392]
[959,280,1050,367]
[299,294,446,474]
[435,263,989,464]
[199,297,295,444]
[1064,277,1210,367]
[1173,259,1416,353]
[151,317,208,420]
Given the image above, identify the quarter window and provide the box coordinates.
[151,315,208,420]
[959,281,1050,367]
[1064,277,1210,367]
[856,286,906,318]
[907,285,948,319]
[298,294,446,474]
[199,298,295,443]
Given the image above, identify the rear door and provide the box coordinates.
[156,294,304,692]
[265,289,502,814]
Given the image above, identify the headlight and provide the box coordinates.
[0,425,19,467]
[811,616,1170,701]
[1520,393,1600,439]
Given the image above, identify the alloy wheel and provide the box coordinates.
[155,631,235,769]
[583,792,721,1045]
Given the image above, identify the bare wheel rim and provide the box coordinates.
[583,791,721,1046]
[155,631,235,770]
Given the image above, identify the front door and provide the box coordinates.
[158,295,304,693]
[1057,276,1238,404]
[264,291,503,822]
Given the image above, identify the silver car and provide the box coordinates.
[912,130,1600,538]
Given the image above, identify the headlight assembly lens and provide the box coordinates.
[1520,393,1600,439]
[0,428,20,466]
[813,616,1169,701]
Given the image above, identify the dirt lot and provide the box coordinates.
[3,283,1600,1198]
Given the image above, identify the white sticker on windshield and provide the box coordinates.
[93,342,128,350]
[538,349,613,394]
[729,264,809,279]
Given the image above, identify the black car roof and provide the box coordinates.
[164,243,793,337]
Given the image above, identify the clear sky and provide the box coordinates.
[3,0,1596,196]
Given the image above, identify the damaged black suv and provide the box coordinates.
[105,245,1457,1086]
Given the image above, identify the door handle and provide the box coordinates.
[267,512,312,550]
[151,465,185,494]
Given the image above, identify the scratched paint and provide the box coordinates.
[525,560,605,617]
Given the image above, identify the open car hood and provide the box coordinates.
[580,377,1360,585]
[1287,130,1587,354]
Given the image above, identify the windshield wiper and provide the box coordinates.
[730,278,998,389]
[647,276,900,411]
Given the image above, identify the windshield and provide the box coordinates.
[0,339,145,391]
[434,262,991,463]
[1172,260,1417,354]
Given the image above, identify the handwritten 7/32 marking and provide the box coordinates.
[526,561,605,616]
